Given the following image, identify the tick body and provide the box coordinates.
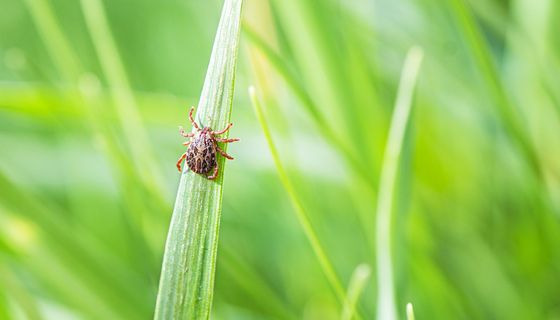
[176,107,239,180]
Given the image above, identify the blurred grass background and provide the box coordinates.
[1,0,560,319]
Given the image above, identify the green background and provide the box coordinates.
[1,0,559,319]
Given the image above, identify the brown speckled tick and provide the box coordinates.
[176,107,239,180]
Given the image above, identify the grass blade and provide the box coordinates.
[220,247,299,320]
[22,0,81,81]
[243,25,374,185]
[0,264,42,320]
[250,86,360,318]
[446,0,541,178]
[24,0,162,279]
[375,47,423,320]
[153,0,243,319]
[406,303,415,320]
[341,264,371,320]
[80,0,166,196]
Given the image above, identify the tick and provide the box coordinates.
[176,107,239,180]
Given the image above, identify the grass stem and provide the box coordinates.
[250,86,358,317]
[341,264,371,320]
[153,0,243,318]
[375,47,423,320]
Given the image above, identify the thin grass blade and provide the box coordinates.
[446,0,541,178]
[24,0,162,278]
[341,264,371,320]
[375,47,423,320]
[244,25,373,185]
[80,0,167,196]
[250,86,363,319]
[154,0,243,319]
[406,303,415,320]
[0,264,42,320]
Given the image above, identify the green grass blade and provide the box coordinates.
[80,0,166,196]
[22,0,81,81]
[220,247,299,320]
[0,288,9,320]
[23,0,162,278]
[0,264,43,320]
[341,264,371,320]
[406,303,415,320]
[446,0,541,177]
[250,86,356,316]
[244,25,376,188]
[243,25,323,126]
[0,172,149,319]
[153,0,243,319]
[375,47,423,320]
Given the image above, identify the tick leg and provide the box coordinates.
[215,137,239,144]
[208,165,219,180]
[189,107,201,130]
[216,145,234,160]
[182,141,191,146]
[212,123,233,135]
[179,126,195,138]
[176,152,187,172]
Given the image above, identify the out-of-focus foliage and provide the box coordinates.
[0,0,559,319]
